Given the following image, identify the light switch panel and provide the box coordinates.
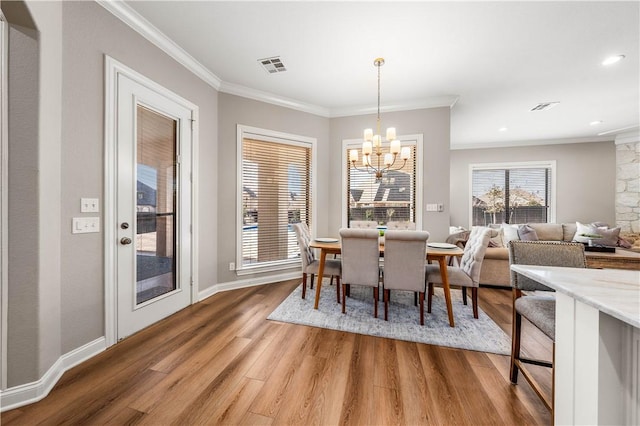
[81,198,99,213]
[72,217,100,234]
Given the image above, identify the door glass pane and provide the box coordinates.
[136,106,177,305]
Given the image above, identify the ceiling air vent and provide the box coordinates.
[258,56,287,74]
[530,102,560,112]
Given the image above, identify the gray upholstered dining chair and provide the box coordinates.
[350,220,378,229]
[386,221,416,231]
[426,226,491,318]
[339,228,381,317]
[382,230,430,324]
[508,240,586,415]
[292,223,342,302]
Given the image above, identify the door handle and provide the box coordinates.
[120,237,132,245]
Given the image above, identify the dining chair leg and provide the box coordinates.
[384,289,390,321]
[414,292,418,306]
[427,283,433,313]
[301,273,307,299]
[419,291,425,325]
[510,310,522,383]
[341,283,347,314]
[373,287,379,318]
[335,276,341,303]
[471,287,479,319]
[462,287,468,305]
[346,284,351,297]
[310,274,314,290]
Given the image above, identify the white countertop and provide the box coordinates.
[510,265,640,328]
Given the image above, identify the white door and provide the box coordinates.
[116,74,192,340]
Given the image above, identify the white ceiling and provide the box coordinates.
[119,1,639,149]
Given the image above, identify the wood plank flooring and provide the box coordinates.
[2,280,551,425]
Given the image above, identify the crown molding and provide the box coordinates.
[96,0,221,90]
[614,130,640,145]
[329,95,459,118]
[98,2,459,118]
[219,81,331,117]
[451,135,614,150]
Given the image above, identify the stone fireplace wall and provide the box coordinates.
[616,141,640,249]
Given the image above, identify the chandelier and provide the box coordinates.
[349,57,410,179]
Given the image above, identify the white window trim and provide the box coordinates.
[468,160,557,226]
[236,124,317,275]
[341,134,423,230]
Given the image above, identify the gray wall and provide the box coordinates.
[60,1,218,352]
[450,141,617,228]
[5,0,220,387]
[217,93,330,284]
[328,107,452,242]
[7,22,40,386]
[5,0,63,387]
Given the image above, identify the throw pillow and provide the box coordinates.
[517,224,539,241]
[487,227,505,247]
[573,222,621,247]
[501,223,520,245]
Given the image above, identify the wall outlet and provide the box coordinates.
[81,198,99,213]
[229,262,235,271]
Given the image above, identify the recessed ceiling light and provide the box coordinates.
[602,55,625,66]
[590,120,602,126]
[498,127,508,132]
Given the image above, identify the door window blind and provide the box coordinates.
[346,143,416,227]
[241,137,312,269]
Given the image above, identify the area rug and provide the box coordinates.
[268,280,511,355]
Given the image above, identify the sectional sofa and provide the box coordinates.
[448,222,639,287]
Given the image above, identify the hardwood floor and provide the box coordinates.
[2,280,551,425]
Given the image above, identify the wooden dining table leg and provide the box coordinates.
[438,257,455,327]
[313,249,327,309]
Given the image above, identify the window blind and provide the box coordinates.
[241,138,312,269]
[471,165,551,226]
[346,143,416,226]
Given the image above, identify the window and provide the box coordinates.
[470,161,556,226]
[342,135,422,228]
[237,125,315,273]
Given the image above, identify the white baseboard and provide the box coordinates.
[199,271,301,301]
[0,337,106,412]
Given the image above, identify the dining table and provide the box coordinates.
[308,239,464,327]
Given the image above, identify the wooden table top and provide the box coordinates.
[308,239,464,257]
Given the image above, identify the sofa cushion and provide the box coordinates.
[529,222,564,241]
[518,224,539,241]
[562,222,577,241]
[484,247,510,260]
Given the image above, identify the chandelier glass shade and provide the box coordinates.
[349,58,410,179]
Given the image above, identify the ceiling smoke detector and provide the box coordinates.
[530,102,560,112]
[258,56,287,74]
